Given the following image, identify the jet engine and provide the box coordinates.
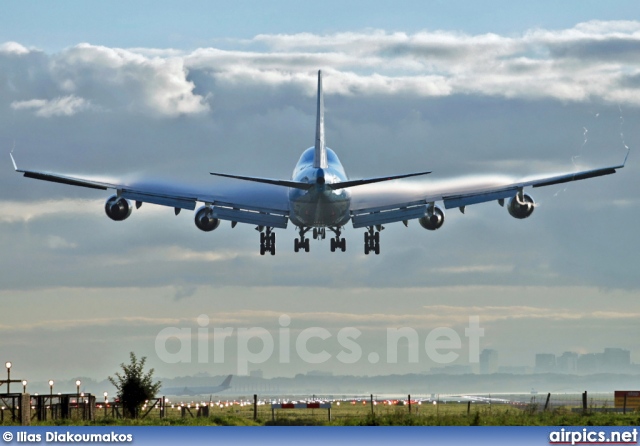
[195,206,220,232]
[104,195,132,221]
[507,193,535,219]
[418,205,445,230]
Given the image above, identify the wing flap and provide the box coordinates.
[351,201,428,228]
[121,190,197,210]
[212,206,288,228]
[443,187,518,209]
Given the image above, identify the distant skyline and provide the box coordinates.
[0,2,639,382]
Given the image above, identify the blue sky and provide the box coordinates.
[2,0,639,50]
[0,1,639,388]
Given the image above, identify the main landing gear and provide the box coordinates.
[364,225,382,255]
[294,227,345,253]
[294,227,311,253]
[329,227,346,253]
[258,226,276,256]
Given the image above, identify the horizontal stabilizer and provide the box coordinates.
[210,172,313,190]
[328,171,432,190]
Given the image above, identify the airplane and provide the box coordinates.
[11,70,629,255]
[162,374,232,397]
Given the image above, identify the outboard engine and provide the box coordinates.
[194,206,220,232]
[418,205,445,230]
[105,195,132,221]
[507,193,535,219]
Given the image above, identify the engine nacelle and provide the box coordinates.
[195,206,221,232]
[105,195,132,221]
[418,205,445,230]
[507,193,535,219]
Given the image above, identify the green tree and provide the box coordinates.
[108,352,161,418]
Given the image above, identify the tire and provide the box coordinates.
[341,238,346,252]
[330,238,336,252]
[374,232,380,244]
[260,244,266,255]
[313,228,318,239]
[271,244,276,255]
[364,244,370,255]
[304,238,310,252]
[374,243,380,255]
[364,233,369,244]
[294,239,299,252]
[270,232,276,245]
[260,233,265,244]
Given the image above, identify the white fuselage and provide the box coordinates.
[288,147,351,228]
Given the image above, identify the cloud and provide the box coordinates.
[0,41,30,55]
[3,43,210,118]
[11,95,93,117]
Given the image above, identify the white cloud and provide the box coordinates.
[50,44,210,117]
[11,95,93,117]
[46,235,77,250]
[182,21,640,105]
[0,199,103,223]
[0,41,31,55]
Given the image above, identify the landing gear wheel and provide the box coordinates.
[330,238,336,252]
[259,227,276,256]
[340,238,346,252]
[364,226,381,255]
[304,238,310,252]
[294,239,299,252]
[313,228,318,239]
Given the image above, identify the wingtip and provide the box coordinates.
[622,147,630,167]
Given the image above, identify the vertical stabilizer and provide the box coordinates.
[314,70,328,168]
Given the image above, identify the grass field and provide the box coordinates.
[3,399,639,426]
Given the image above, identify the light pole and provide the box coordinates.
[49,380,54,420]
[5,362,11,394]
[22,380,27,394]
[104,392,108,418]
[76,380,81,414]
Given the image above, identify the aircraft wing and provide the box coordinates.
[349,154,628,228]
[11,154,290,228]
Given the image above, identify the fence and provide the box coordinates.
[0,391,633,425]
[0,393,96,424]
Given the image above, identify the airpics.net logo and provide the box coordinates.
[549,428,638,445]
[154,315,484,373]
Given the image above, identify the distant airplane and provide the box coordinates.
[162,374,232,397]
[11,70,628,255]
